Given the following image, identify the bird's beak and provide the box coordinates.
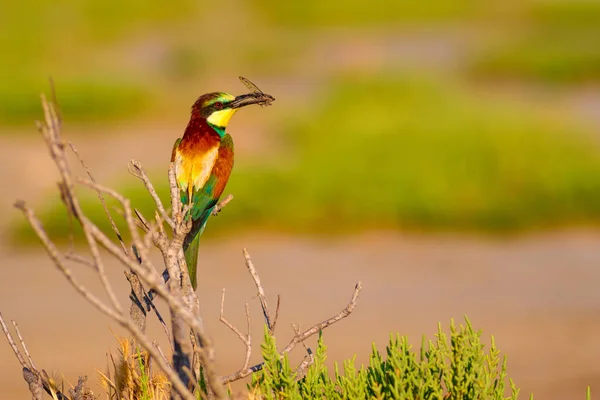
[230,92,275,109]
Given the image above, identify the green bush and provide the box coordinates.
[249,319,523,399]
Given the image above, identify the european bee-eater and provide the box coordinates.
[170,80,274,290]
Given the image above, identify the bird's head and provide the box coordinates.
[191,91,273,130]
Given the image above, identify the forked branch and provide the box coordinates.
[220,251,363,384]
[0,312,72,400]
[10,92,226,400]
[3,86,364,400]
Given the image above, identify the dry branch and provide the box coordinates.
[295,348,315,380]
[12,320,37,371]
[220,290,252,373]
[243,248,279,334]
[2,86,364,400]
[212,194,234,216]
[68,140,153,334]
[220,278,363,384]
[1,312,72,400]
[129,160,175,230]
[282,281,362,353]
[12,94,225,400]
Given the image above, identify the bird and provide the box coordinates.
[169,79,274,290]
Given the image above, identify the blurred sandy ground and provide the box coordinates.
[2,228,600,399]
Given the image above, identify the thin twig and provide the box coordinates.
[271,295,281,335]
[153,341,171,367]
[290,323,313,379]
[0,312,27,368]
[64,251,96,268]
[14,200,196,400]
[243,248,272,331]
[221,281,363,384]
[282,282,362,353]
[134,209,151,232]
[129,160,174,229]
[220,290,252,372]
[86,168,224,398]
[68,140,128,255]
[16,201,124,319]
[212,194,234,216]
[12,320,36,370]
[1,312,70,400]
[295,348,314,380]
[37,106,123,315]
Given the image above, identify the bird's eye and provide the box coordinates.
[214,102,223,110]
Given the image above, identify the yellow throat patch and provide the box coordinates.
[207,108,238,128]
[207,93,237,128]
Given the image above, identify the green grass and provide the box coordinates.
[468,1,600,83]
[469,28,600,84]
[0,77,152,124]
[232,74,600,232]
[11,74,600,244]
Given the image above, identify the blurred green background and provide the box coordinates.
[4,0,600,243]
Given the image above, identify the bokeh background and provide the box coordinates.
[1,0,600,398]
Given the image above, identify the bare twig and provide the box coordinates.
[37,107,123,316]
[271,295,281,335]
[67,140,154,336]
[295,348,314,380]
[125,270,148,336]
[243,248,273,332]
[1,312,70,400]
[12,320,36,370]
[9,93,232,400]
[220,290,252,372]
[68,139,129,255]
[153,341,171,367]
[129,160,174,229]
[221,281,363,384]
[15,201,124,321]
[282,282,362,353]
[212,194,234,216]
[7,90,365,400]
[169,163,181,223]
[0,312,27,368]
[15,194,195,400]
[64,251,96,268]
[134,208,151,232]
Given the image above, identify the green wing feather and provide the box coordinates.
[182,135,233,289]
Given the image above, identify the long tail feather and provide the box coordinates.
[182,207,213,290]
[184,234,200,290]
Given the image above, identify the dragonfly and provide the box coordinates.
[239,76,275,107]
